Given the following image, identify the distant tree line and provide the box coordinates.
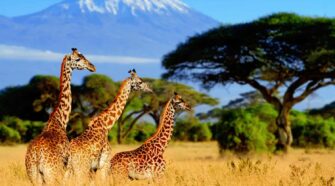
[0,74,218,144]
[199,91,335,154]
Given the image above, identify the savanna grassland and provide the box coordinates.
[0,142,334,186]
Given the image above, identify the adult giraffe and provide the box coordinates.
[110,92,191,180]
[65,69,152,184]
[25,48,96,185]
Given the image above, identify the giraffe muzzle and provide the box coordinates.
[88,62,96,72]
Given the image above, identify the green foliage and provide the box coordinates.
[142,78,218,117]
[81,74,118,113]
[0,117,44,144]
[215,108,276,153]
[0,124,21,144]
[0,75,59,121]
[24,121,44,143]
[162,13,335,150]
[163,13,335,87]
[116,78,218,143]
[174,116,212,142]
[209,104,277,153]
[291,113,335,148]
[108,126,118,144]
[0,73,217,144]
[121,122,156,144]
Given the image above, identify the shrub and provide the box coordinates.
[0,116,44,143]
[292,114,335,148]
[0,124,21,143]
[188,123,212,142]
[214,108,276,153]
[121,122,156,144]
[174,116,212,142]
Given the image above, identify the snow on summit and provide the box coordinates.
[2,0,218,57]
[77,0,189,15]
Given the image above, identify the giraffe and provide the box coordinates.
[65,69,152,184]
[110,92,191,180]
[25,48,96,185]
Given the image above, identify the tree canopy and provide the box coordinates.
[115,78,219,143]
[162,13,335,151]
[0,75,59,121]
[0,74,218,143]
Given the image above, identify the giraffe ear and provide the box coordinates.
[174,92,178,96]
[132,69,136,73]
[71,48,78,54]
[128,70,132,74]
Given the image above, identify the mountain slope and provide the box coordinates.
[0,0,219,57]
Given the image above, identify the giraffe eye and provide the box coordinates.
[75,58,80,62]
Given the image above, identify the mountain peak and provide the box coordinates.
[61,0,189,15]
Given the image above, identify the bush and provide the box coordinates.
[121,122,156,144]
[108,126,118,144]
[214,108,276,153]
[0,124,21,143]
[0,116,44,143]
[174,116,212,142]
[291,113,335,148]
[188,123,212,142]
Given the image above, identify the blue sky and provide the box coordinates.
[1,0,334,23]
[0,0,335,110]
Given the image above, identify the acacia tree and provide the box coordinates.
[116,78,218,143]
[162,13,335,152]
[0,75,59,121]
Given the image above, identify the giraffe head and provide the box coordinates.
[66,48,96,72]
[128,69,152,93]
[171,92,191,111]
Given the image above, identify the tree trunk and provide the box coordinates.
[275,106,293,152]
[149,112,160,128]
[117,122,123,144]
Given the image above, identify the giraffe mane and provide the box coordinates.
[144,98,173,143]
[48,56,67,120]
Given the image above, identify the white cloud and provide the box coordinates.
[0,44,159,64]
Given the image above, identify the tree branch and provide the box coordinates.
[269,81,283,95]
[121,111,148,139]
[245,79,282,109]
[119,110,143,125]
[149,111,160,127]
[283,77,307,103]
[292,80,335,104]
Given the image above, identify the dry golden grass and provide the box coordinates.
[1,142,335,186]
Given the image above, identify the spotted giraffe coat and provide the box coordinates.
[25,49,95,185]
[110,94,190,180]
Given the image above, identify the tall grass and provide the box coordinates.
[0,142,334,185]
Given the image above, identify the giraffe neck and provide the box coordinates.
[89,78,131,132]
[45,57,73,131]
[144,99,175,152]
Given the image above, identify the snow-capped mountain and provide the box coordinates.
[0,0,219,57]
[77,0,189,15]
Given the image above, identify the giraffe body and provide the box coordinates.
[25,49,95,185]
[66,70,152,184]
[110,93,190,179]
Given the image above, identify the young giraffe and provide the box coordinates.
[110,92,191,180]
[65,69,152,184]
[25,48,96,185]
